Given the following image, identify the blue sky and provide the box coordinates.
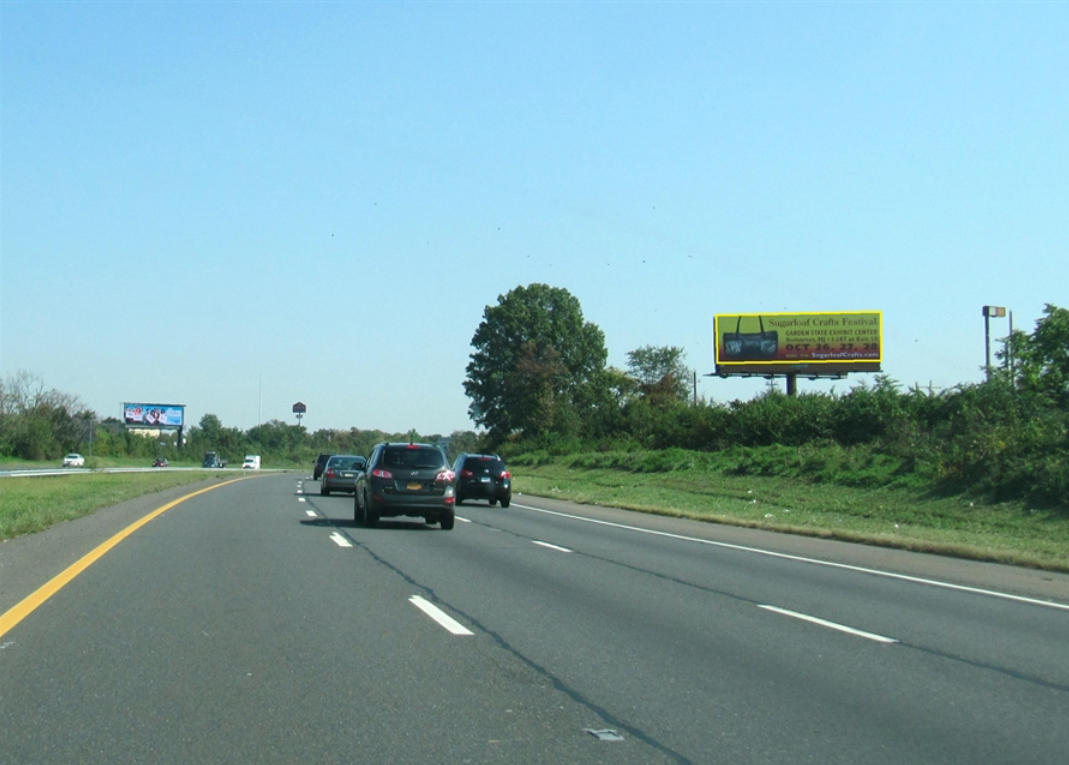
[2,1,1066,435]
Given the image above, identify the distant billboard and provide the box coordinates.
[123,403,185,428]
[714,312,882,374]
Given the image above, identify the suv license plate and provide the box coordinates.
[407,482,422,491]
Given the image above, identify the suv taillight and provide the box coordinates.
[435,469,456,483]
[372,468,393,479]
[499,470,511,479]
[460,469,474,478]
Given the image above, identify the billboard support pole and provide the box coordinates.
[786,373,797,396]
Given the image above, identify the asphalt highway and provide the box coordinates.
[1,473,1067,764]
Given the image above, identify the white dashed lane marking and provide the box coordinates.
[533,541,572,553]
[758,605,898,644]
[409,596,474,635]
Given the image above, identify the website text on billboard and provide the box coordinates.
[715,312,882,366]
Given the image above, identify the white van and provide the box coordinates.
[242,455,261,470]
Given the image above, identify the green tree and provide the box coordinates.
[1003,304,1069,408]
[626,345,690,405]
[0,371,91,459]
[464,283,609,443]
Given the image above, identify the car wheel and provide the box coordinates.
[354,495,362,526]
[489,498,498,506]
[501,496,510,508]
[440,509,455,531]
[321,486,330,496]
[364,499,379,528]
[425,516,439,526]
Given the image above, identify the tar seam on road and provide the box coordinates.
[513,503,1069,612]
[0,478,249,640]
[321,518,693,765]
[466,508,1069,696]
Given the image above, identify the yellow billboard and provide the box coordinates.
[715,312,882,366]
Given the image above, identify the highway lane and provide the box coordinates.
[345,494,1069,764]
[2,473,1068,764]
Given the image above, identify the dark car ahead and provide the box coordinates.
[355,443,456,529]
[313,453,333,480]
[453,453,511,507]
[320,454,365,495]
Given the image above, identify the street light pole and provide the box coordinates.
[982,305,1006,381]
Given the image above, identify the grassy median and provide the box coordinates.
[510,452,1069,573]
[0,472,234,541]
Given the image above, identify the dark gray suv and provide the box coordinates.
[452,453,511,507]
[354,443,456,530]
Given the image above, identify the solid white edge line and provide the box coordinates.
[409,596,474,635]
[533,540,573,553]
[511,503,1069,612]
[455,515,472,523]
[329,532,353,548]
[759,605,898,644]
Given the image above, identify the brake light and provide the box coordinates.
[325,469,335,478]
[372,468,393,479]
[460,469,473,478]
[499,470,511,479]
[435,469,456,483]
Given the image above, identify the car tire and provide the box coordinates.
[354,496,362,526]
[364,500,379,528]
[489,498,498,506]
[425,516,439,526]
[501,496,510,508]
[440,509,455,531]
[321,486,330,496]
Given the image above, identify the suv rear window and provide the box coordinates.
[462,457,505,474]
[382,446,447,470]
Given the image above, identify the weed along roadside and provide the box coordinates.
[509,450,1069,574]
[0,471,238,541]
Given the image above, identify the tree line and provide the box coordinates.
[3,283,1066,506]
[465,286,1069,507]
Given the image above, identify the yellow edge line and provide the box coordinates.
[0,477,249,640]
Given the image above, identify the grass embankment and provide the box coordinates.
[0,471,233,541]
[509,448,1069,573]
